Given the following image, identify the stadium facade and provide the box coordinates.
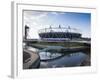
[38,25,81,41]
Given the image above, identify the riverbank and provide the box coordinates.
[23,49,40,69]
[28,42,90,54]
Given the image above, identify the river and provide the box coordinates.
[26,46,90,68]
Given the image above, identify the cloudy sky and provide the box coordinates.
[23,10,91,39]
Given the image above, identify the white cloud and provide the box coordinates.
[23,11,49,38]
[51,12,66,15]
[51,12,58,15]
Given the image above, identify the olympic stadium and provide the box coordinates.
[38,25,82,41]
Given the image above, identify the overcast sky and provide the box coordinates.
[23,10,91,39]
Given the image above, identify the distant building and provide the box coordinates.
[38,25,81,41]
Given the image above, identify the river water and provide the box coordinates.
[27,46,90,68]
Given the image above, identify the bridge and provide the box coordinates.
[24,39,90,45]
[23,39,39,43]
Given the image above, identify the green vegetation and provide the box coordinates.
[29,41,89,49]
[37,41,84,47]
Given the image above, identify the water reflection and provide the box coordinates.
[39,52,63,60]
[26,46,90,68]
[40,52,87,68]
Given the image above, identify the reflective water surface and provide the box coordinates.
[27,46,90,68]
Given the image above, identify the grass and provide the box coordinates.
[28,41,89,49]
